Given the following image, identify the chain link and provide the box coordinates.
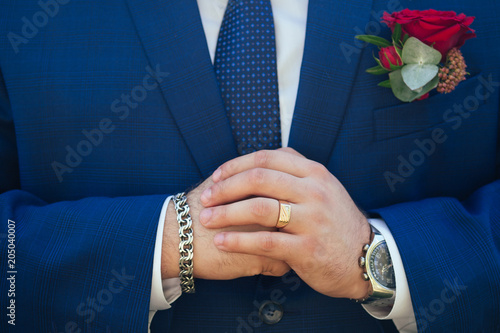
[174,192,195,293]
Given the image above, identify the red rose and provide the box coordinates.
[379,46,403,70]
[382,9,476,60]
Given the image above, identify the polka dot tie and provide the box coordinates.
[214,0,281,155]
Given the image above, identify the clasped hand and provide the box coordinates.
[199,148,371,299]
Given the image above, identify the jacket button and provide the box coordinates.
[258,301,283,325]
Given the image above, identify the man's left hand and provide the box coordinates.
[200,148,372,299]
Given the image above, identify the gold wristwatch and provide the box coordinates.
[361,226,396,307]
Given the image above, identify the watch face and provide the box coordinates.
[369,241,396,289]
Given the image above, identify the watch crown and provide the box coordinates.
[358,256,366,268]
[362,244,370,253]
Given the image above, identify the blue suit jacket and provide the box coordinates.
[0,0,499,332]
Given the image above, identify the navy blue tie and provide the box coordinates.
[214,0,281,155]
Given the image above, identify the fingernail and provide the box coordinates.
[201,188,212,204]
[212,169,222,182]
[200,209,212,225]
[214,233,225,246]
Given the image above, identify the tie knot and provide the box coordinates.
[228,0,273,11]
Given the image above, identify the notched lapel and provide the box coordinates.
[125,0,238,178]
[289,0,374,165]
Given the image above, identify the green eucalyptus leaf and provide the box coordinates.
[401,64,439,90]
[389,69,439,102]
[355,35,392,48]
[389,70,415,102]
[402,37,441,65]
[366,65,390,75]
[378,80,392,88]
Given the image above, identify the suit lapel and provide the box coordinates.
[125,0,238,178]
[125,0,374,173]
[289,0,373,165]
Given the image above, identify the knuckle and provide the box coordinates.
[221,161,235,178]
[259,232,275,252]
[259,258,272,274]
[280,147,300,157]
[254,150,270,168]
[249,264,263,276]
[277,265,291,276]
[309,186,328,203]
[309,162,328,176]
[263,260,290,277]
[249,168,265,186]
[275,171,289,186]
[243,257,262,276]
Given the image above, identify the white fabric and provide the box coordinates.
[149,1,417,332]
[148,197,181,321]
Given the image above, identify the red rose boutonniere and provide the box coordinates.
[356,9,476,102]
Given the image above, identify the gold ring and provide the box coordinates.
[276,200,291,229]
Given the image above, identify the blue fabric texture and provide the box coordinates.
[0,0,499,332]
[215,0,281,155]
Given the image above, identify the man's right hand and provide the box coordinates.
[161,176,290,280]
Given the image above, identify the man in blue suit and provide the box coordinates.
[0,0,499,332]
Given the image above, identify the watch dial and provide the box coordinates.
[369,242,395,289]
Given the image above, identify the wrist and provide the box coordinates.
[348,216,373,300]
[174,192,195,293]
[161,200,181,279]
[356,224,396,306]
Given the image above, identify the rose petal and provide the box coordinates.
[426,24,461,41]
[462,16,475,26]
[418,20,450,31]
[386,9,476,58]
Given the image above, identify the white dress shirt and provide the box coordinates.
[149,1,417,332]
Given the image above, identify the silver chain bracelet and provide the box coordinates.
[173,192,195,293]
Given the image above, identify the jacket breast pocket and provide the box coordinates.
[373,73,486,142]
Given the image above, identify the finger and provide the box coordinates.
[200,197,280,228]
[214,231,299,262]
[202,168,303,206]
[212,149,314,182]
[200,197,300,231]
[260,258,291,277]
[278,147,305,158]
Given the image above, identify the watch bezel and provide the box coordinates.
[363,230,395,304]
[366,239,395,289]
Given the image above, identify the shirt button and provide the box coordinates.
[258,301,283,325]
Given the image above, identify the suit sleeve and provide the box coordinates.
[372,179,500,332]
[0,69,169,332]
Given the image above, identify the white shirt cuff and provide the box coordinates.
[363,218,417,333]
[149,196,182,311]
